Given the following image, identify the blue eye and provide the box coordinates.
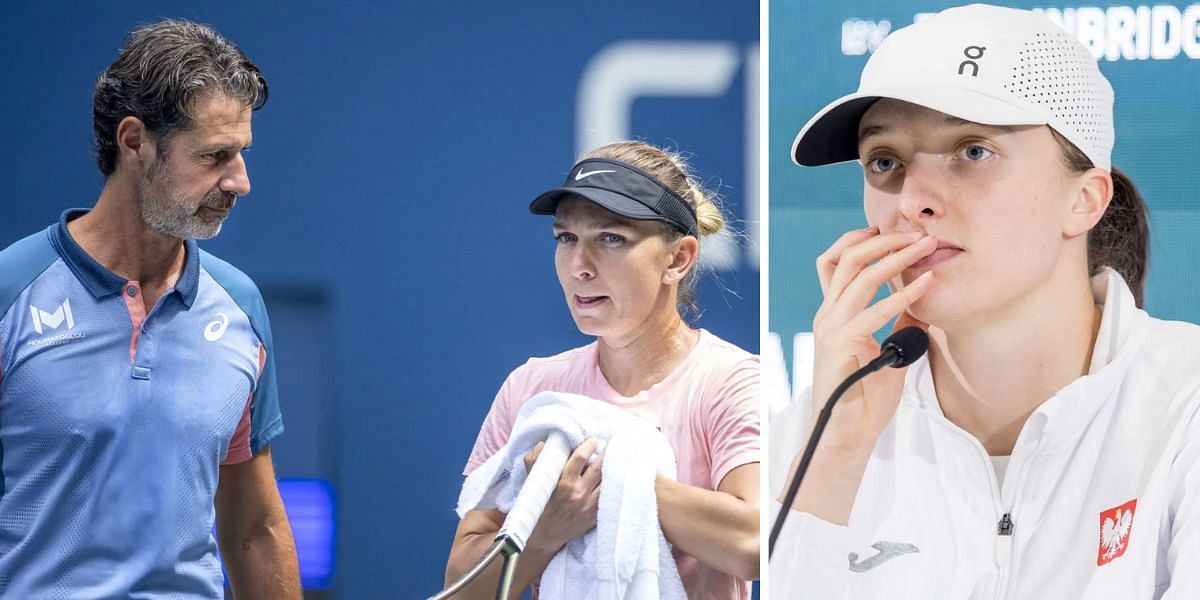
[867,156,898,173]
[601,233,625,244]
[960,144,994,161]
[554,232,576,244]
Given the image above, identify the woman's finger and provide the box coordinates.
[817,227,879,296]
[581,451,604,490]
[523,441,544,472]
[892,303,931,334]
[825,237,937,323]
[824,232,926,304]
[562,437,598,478]
[584,483,601,514]
[839,271,935,339]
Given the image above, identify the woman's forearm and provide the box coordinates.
[655,469,760,580]
[787,444,872,526]
[445,512,556,599]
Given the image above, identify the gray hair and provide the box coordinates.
[92,19,268,176]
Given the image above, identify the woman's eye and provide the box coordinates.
[867,156,898,173]
[960,144,994,161]
[554,232,575,243]
[601,233,625,244]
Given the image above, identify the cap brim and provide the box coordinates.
[530,187,662,221]
[791,86,1050,167]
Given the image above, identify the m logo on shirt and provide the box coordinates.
[1098,498,1137,566]
[29,299,74,335]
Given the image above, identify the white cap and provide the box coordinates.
[792,4,1114,171]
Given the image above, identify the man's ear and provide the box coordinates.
[115,116,156,174]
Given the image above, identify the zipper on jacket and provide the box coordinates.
[942,419,1027,600]
[925,406,1040,600]
[997,513,1014,536]
[995,513,1015,574]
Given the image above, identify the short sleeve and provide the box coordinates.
[220,344,267,465]
[0,228,61,382]
[221,394,253,465]
[200,252,283,454]
[704,356,761,489]
[463,372,520,475]
[247,325,283,454]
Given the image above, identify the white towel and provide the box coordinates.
[457,391,686,600]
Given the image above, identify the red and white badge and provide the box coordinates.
[1097,498,1137,566]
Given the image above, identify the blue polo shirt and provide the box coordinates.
[0,210,284,598]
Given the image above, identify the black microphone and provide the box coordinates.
[768,327,929,557]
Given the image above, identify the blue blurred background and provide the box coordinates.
[0,1,759,597]
[770,1,1200,384]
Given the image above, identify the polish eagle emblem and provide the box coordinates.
[1097,499,1137,566]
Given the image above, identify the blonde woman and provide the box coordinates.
[446,141,760,599]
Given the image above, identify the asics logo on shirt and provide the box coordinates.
[29,299,74,334]
[204,313,230,342]
[574,169,615,180]
[848,541,920,572]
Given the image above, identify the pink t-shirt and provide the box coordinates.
[464,329,760,600]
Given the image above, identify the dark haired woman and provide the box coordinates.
[771,5,1198,599]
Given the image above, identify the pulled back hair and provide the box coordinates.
[578,141,729,320]
[92,19,268,177]
[1049,130,1149,308]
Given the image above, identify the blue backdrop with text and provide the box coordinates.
[0,2,759,597]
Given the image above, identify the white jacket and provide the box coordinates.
[769,270,1200,599]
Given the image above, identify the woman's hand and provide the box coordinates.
[786,227,936,524]
[811,228,936,453]
[444,440,603,599]
[521,437,604,554]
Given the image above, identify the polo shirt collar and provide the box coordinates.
[50,208,201,308]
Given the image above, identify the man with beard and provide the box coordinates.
[0,20,300,599]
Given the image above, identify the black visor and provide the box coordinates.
[529,158,698,236]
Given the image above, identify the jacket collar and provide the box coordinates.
[903,268,1145,454]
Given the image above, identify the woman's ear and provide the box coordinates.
[663,236,700,285]
[1063,167,1113,238]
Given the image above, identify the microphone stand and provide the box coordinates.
[768,328,927,557]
